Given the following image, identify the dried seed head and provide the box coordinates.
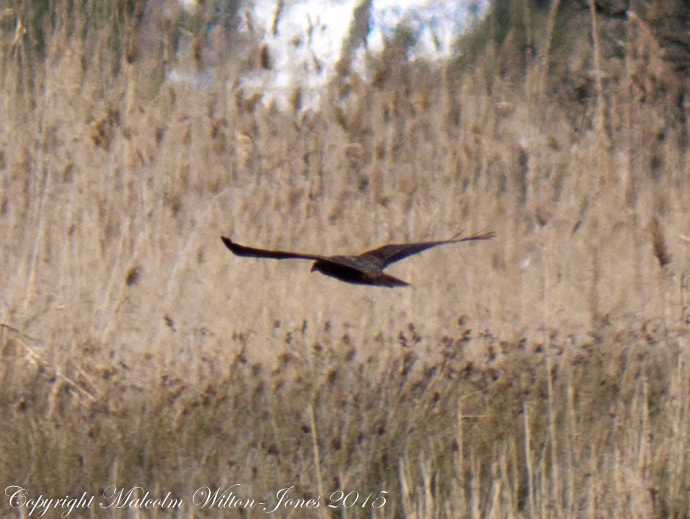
[650,217,671,267]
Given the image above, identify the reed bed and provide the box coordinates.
[1,0,689,516]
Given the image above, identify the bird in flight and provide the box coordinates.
[220,231,495,287]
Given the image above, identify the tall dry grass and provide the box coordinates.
[1,0,690,517]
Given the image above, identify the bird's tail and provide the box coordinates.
[375,273,410,287]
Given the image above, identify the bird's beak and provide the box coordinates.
[310,263,317,272]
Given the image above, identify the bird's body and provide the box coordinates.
[310,256,410,286]
[221,231,495,287]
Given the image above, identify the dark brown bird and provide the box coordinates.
[221,231,495,287]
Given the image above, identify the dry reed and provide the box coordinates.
[1,0,690,517]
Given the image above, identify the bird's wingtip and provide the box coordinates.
[473,230,496,240]
[450,230,496,242]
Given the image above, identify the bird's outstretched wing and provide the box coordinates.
[221,237,324,261]
[358,231,496,269]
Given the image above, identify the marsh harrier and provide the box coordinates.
[221,231,494,287]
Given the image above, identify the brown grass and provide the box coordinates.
[1,0,690,517]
